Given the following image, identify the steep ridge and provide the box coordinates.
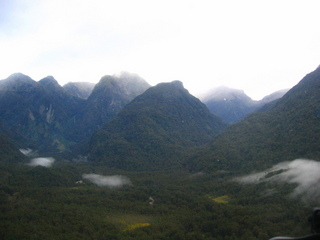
[187,66,320,172]
[88,81,228,171]
[67,72,150,143]
[259,89,289,104]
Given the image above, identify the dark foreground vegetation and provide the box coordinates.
[0,162,314,240]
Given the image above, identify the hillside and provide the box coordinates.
[187,66,320,172]
[0,130,27,163]
[88,81,228,170]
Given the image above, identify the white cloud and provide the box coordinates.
[236,159,320,203]
[28,157,55,167]
[19,148,33,156]
[82,173,132,188]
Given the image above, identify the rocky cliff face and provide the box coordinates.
[0,72,150,153]
[0,73,85,153]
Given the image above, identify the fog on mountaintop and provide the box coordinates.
[235,159,320,203]
[82,173,132,188]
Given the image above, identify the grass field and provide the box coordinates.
[209,195,230,204]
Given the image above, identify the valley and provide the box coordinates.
[0,162,311,240]
[1,66,320,239]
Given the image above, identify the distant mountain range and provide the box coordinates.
[187,66,320,172]
[201,86,288,123]
[0,67,318,174]
[0,72,150,154]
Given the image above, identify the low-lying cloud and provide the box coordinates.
[82,174,132,188]
[20,148,36,156]
[28,157,55,167]
[235,159,320,202]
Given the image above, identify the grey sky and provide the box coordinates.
[1,0,319,99]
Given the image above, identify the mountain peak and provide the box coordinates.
[7,72,31,80]
[0,73,38,90]
[146,81,188,100]
[115,71,148,84]
[200,86,257,123]
[39,76,60,88]
[156,80,184,88]
[67,73,150,143]
[171,80,184,87]
[4,72,35,84]
[63,82,95,99]
[201,86,251,102]
[90,72,150,101]
[88,80,228,170]
[190,66,320,172]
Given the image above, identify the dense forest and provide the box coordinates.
[0,161,315,239]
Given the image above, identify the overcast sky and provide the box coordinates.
[1,0,319,100]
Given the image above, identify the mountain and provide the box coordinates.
[66,72,151,143]
[0,73,85,153]
[63,82,95,99]
[87,81,228,171]
[201,86,288,123]
[0,72,150,153]
[186,66,320,173]
[201,86,259,123]
[259,88,289,104]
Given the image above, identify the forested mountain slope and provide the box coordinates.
[66,72,151,143]
[0,131,27,163]
[0,72,150,153]
[187,66,320,172]
[88,81,228,170]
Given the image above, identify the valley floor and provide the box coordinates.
[0,162,313,240]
